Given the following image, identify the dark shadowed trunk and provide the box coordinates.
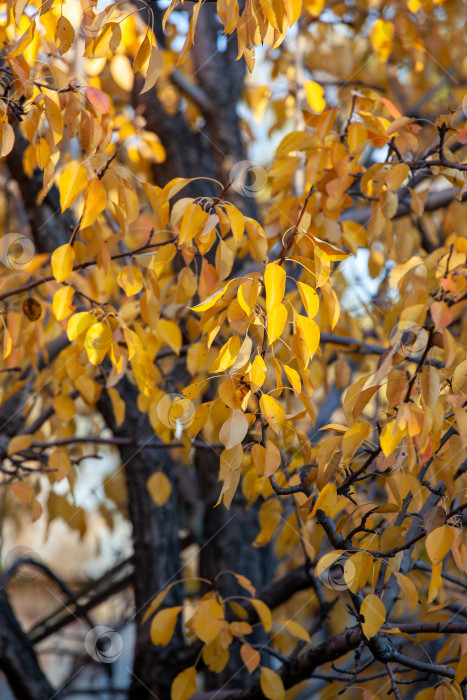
[98,381,183,700]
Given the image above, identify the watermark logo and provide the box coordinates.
[157,393,195,431]
[3,545,43,581]
[318,553,356,591]
[380,9,425,46]
[0,234,35,270]
[390,321,428,359]
[85,626,124,664]
[229,160,268,198]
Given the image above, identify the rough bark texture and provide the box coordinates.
[0,590,57,700]
[6,131,72,254]
[194,448,275,690]
[135,4,257,219]
[98,382,183,700]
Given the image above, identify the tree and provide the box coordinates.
[0,0,466,698]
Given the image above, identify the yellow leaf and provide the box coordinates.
[321,280,340,329]
[395,572,418,613]
[202,641,229,673]
[140,44,163,94]
[264,262,286,310]
[142,588,170,624]
[150,606,182,646]
[0,122,15,158]
[55,15,74,55]
[3,20,35,58]
[210,336,241,373]
[282,0,301,26]
[260,667,285,700]
[190,282,230,312]
[259,394,285,435]
[118,265,144,296]
[188,402,212,438]
[426,525,454,565]
[267,303,288,344]
[276,619,310,642]
[341,422,371,462]
[305,80,325,113]
[81,178,106,229]
[238,279,259,315]
[110,55,134,92]
[75,375,101,404]
[84,22,121,58]
[53,286,75,321]
[171,666,196,700]
[427,561,443,604]
[309,483,337,518]
[250,355,267,391]
[233,573,256,595]
[54,394,76,422]
[264,440,281,477]
[361,594,386,639]
[59,162,88,211]
[240,643,260,673]
[380,420,405,457]
[250,599,272,632]
[147,471,172,506]
[297,281,319,318]
[84,322,112,365]
[7,435,33,456]
[49,449,72,481]
[134,34,151,73]
[283,364,301,396]
[219,409,249,449]
[314,550,344,578]
[230,335,253,373]
[348,123,368,155]
[3,327,12,359]
[254,499,282,547]
[296,314,320,358]
[67,312,95,340]
[191,599,224,643]
[51,244,75,284]
[370,19,394,62]
[385,163,410,191]
[108,387,125,426]
[12,480,34,505]
[35,137,50,170]
[455,652,467,683]
[157,319,182,355]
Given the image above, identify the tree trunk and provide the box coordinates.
[0,590,57,700]
[98,381,183,700]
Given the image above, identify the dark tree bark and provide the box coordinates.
[5,131,72,253]
[98,381,183,700]
[0,590,57,700]
[135,4,258,219]
[194,448,275,690]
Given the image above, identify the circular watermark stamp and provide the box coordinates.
[390,321,428,359]
[318,553,356,591]
[157,393,195,431]
[380,10,425,46]
[3,545,44,581]
[79,0,113,41]
[0,234,35,270]
[85,626,124,664]
[229,160,268,198]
